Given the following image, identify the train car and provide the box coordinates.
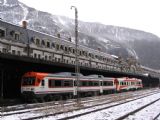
[21,72,143,102]
[114,77,143,92]
[21,72,116,102]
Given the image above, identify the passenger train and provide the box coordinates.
[21,72,143,102]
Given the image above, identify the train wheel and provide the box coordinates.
[53,95,62,101]
[44,95,53,102]
[38,98,44,103]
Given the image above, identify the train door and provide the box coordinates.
[114,78,119,91]
[99,80,103,94]
[73,79,77,96]
[39,78,47,92]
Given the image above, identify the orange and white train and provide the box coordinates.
[114,77,143,92]
[21,72,143,102]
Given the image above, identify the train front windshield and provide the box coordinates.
[22,77,36,86]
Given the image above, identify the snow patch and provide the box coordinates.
[19,3,28,21]
[58,16,67,25]
[3,0,7,5]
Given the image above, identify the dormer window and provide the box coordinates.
[68,47,71,52]
[60,45,64,50]
[52,42,55,48]
[35,38,40,45]
[0,28,5,37]
[56,44,60,50]
[14,32,20,41]
[47,41,50,48]
[64,47,68,52]
[41,40,45,46]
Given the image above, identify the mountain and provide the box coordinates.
[0,0,160,69]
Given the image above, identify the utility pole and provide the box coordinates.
[71,6,80,105]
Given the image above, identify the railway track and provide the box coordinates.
[53,92,160,120]
[1,88,158,116]
[115,99,160,120]
[1,88,159,120]
[0,88,156,113]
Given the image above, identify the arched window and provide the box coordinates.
[41,40,45,46]
[47,41,50,48]
[52,42,55,48]
[60,45,64,50]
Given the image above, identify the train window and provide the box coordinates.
[122,82,124,85]
[103,81,113,86]
[100,81,103,86]
[48,80,52,87]
[81,81,88,86]
[88,81,93,86]
[74,80,77,86]
[22,77,35,86]
[93,81,99,86]
[55,80,62,87]
[41,80,45,86]
[48,80,55,87]
[0,28,5,37]
[63,80,73,87]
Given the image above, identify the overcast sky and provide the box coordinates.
[19,0,160,37]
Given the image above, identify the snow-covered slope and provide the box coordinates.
[1,0,160,69]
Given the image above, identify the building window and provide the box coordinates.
[35,38,40,45]
[2,48,7,53]
[64,47,68,52]
[56,44,60,50]
[52,42,55,48]
[14,33,20,41]
[41,40,45,46]
[47,42,50,48]
[12,50,16,55]
[72,49,75,54]
[34,53,37,58]
[45,55,47,60]
[60,45,64,50]
[0,28,5,37]
[17,51,21,55]
[38,54,41,59]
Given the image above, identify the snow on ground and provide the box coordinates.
[126,99,160,120]
[1,91,160,120]
[37,92,160,120]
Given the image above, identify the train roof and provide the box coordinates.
[49,72,84,77]
[117,77,142,82]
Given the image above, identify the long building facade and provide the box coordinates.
[0,19,159,78]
